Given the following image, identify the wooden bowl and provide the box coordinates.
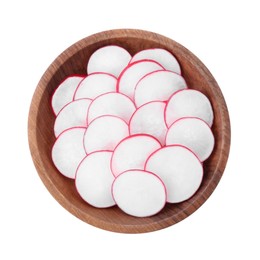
[28,29,231,233]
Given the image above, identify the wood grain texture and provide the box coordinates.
[28,29,231,233]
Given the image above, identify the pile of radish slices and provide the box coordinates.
[51,46,215,218]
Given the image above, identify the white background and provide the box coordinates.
[1,0,259,259]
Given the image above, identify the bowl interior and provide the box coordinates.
[28,29,230,233]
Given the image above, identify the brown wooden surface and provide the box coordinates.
[28,29,231,233]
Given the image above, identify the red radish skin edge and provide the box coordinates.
[144,144,204,203]
[164,89,214,128]
[74,155,88,181]
[51,74,86,116]
[89,45,131,63]
[72,76,86,99]
[54,126,87,141]
[145,143,203,167]
[86,91,137,125]
[111,169,167,217]
[110,133,162,177]
[128,100,167,131]
[75,149,114,181]
[54,98,92,137]
[83,115,130,154]
[129,100,167,123]
[51,126,87,179]
[133,69,188,104]
[116,59,166,92]
[135,69,187,90]
[133,69,163,101]
[55,97,92,118]
[87,45,132,78]
[91,45,129,52]
[72,72,118,101]
[130,48,182,75]
[163,88,188,126]
[165,116,215,162]
[74,150,115,207]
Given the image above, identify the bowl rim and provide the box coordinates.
[28,29,231,233]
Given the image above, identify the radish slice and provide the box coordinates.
[51,75,85,115]
[165,89,214,127]
[112,170,166,217]
[54,99,91,137]
[111,134,161,177]
[145,145,203,203]
[73,72,117,100]
[166,117,215,162]
[75,151,115,208]
[87,45,131,77]
[130,48,181,74]
[83,115,129,154]
[52,127,86,179]
[87,92,136,124]
[117,60,164,100]
[134,70,187,107]
[129,101,167,145]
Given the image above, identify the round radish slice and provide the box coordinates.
[84,115,129,154]
[52,127,86,179]
[145,145,203,203]
[165,89,214,127]
[134,70,187,107]
[112,170,166,217]
[73,72,117,100]
[129,101,167,145]
[51,75,85,115]
[117,60,164,100]
[87,92,136,124]
[130,48,181,74]
[87,45,131,77]
[111,134,161,177]
[166,117,215,162]
[54,99,91,137]
[75,151,115,208]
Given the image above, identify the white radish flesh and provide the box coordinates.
[166,117,215,162]
[165,89,214,127]
[117,60,164,100]
[54,99,91,137]
[52,127,86,179]
[112,170,166,217]
[129,101,167,145]
[73,72,117,100]
[145,145,203,203]
[130,48,181,74]
[51,75,85,115]
[87,92,136,124]
[83,115,129,154]
[75,151,115,208]
[87,45,131,77]
[134,70,187,107]
[111,134,161,177]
